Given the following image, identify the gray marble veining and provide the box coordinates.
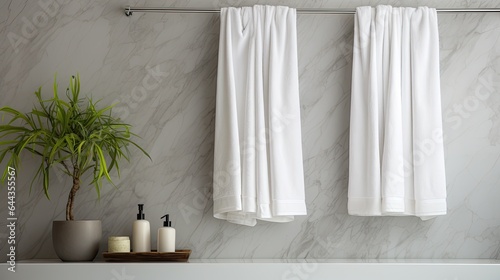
[0,0,499,260]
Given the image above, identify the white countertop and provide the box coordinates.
[1,259,500,280]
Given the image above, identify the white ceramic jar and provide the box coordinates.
[108,236,130,253]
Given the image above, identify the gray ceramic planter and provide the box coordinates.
[52,220,102,262]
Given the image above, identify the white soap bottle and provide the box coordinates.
[157,214,176,253]
[132,204,151,252]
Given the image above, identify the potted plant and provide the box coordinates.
[0,74,150,261]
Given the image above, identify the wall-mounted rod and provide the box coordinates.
[124,6,500,16]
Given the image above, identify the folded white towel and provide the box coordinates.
[348,6,447,219]
[213,5,307,226]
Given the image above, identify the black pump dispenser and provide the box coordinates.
[161,214,172,227]
[137,204,145,220]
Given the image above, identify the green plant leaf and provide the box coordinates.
[0,73,151,219]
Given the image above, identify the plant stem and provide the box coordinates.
[66,166,80,221]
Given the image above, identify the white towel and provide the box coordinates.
[213,5,307,226]
[348,5,447,219]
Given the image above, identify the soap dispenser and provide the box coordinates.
[132,204,151,252]
[157,214,176,253]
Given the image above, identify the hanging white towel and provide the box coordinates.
[213,5,307,226]
[348,5,447,219]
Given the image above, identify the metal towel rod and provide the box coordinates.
[124,6,500,16]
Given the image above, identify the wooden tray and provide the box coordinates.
[103,249,191,262]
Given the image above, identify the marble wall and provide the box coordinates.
[0,0,499,261]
